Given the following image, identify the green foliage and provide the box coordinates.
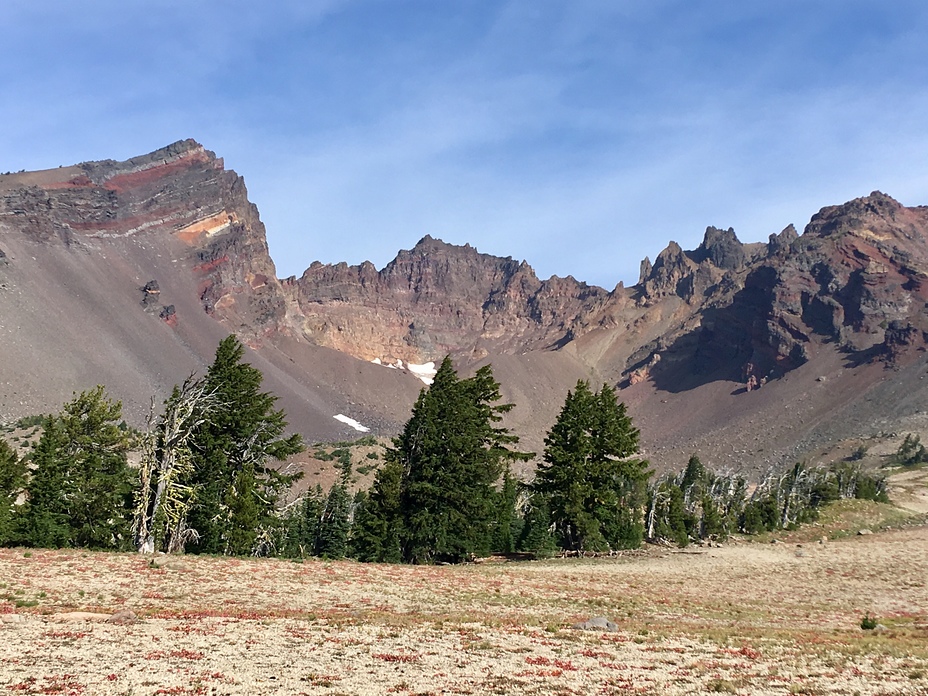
[279,485,325,558]
[0,438,27,545]
[531,380,649,552]
[351,459,403,562]
[14,414,46,430]
[17,387,135,550]
[490,469,521,554]
[860,613,878,630]
[647,456,890,545]
[399,359,531,563]
[316,482,352,559]
[185,336,304,556]
[847,445,868,462]
[353,358,529,564]
[517,495,558,558]
[896,434,928,466]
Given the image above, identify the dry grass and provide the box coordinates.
[2,520,928,695]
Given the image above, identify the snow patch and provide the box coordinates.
[333,414,370,433]
[370,357,434,384]
[407,361,437,385]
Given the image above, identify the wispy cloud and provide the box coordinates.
[2,1,927,287]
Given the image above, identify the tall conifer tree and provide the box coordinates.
[0,438,27,546]
[186,336,303,555]
[532,380,649,551]
[376,358,529,564]
[18,388,135,549]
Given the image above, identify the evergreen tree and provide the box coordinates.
[17,417,70,547]
[517,495,558,558]
[186,336,304,555]
[351,459,403,562]
[18,388,135,550]
[532,380,649,552]
[896,434,928,466]
[490,469,520,554]
[316,458,353,559]
[0,438,27,546]
[316,483,352,558]
[389,358,530,564]
[279,485,324,557]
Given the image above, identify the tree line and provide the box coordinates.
[0,338,890,559]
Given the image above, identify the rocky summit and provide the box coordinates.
[3,140,928,474]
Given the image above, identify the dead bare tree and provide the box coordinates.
[133,377,218,554]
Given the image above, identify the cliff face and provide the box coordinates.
[288,234,617,363]
[6,139,928,475]
[0,139,289,343]
[622,192,928,391]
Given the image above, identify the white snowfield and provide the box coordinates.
[333,414,370,432]
[370,358,437,385]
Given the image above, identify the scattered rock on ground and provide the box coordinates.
[571,616,619,632]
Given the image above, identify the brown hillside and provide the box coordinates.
[3,141,928,476]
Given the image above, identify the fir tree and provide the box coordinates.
[17,416,70,547]
[279,485,324,557]
[316,483,352,558]
[391,358,530,564]
[186,336,303,555]
[316,458,353,559]
[517,495,558,558]
[0,438,27,546]
[532,380,649,552]
[18,388,135,550]
[490,469,520,554]
[351,459,403,562]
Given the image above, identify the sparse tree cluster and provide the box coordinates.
[645,457,889,544]
[1,336,304,555]
[0,342,895,561]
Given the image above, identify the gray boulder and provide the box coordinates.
[571,616,619,632]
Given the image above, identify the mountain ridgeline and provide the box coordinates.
[2,139,928,473]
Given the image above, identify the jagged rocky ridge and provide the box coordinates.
[625,192,928,390]
[4,140,928,474]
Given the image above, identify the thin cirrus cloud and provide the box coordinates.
[1,1,927,288]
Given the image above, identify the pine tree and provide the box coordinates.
[532,380,649,552]
[517,495,558,558]
[316,457,353,559]
[186,336,304,555]
[317,483,352,558]
[0,438,27,546]
[17,417,70,547]
[490,469,520,554]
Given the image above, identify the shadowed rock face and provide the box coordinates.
[626,192,928,389]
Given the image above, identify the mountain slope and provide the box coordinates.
[3,140,928,476]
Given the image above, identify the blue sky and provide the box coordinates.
[2,1,927,288]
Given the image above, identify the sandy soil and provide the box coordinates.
[2,520,928,695]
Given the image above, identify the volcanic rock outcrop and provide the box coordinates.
[288,234,615,363]
[0,139,289,343]
[4,139,928,474]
